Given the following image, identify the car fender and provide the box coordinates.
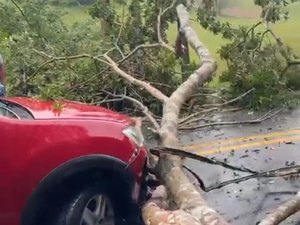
[21,154,136,225]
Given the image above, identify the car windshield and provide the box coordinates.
[0,100,34,120]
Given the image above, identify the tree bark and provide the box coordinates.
[258,191,300,225]
[142,4,229,225]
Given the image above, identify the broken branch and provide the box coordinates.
[33,49,168,103]
[151,146,257,174]
[103,54,168,102]
[258,190,300,225]
[206,165,300,192]
[159,4,217,143]
[153,4,228,225]
[157,1,177,52]
[179,108,218,124]
[202,88,255,108]
[179,107,241,125]
[101,90,160,130]
[179,88,254,125]
[179,107,283,130]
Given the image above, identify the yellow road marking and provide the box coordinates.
[196,135,300,156]
[185,129,300,149]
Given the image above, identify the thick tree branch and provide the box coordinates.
[153,4,228,225]
[159,4,217,143]
[142,185,206,225]
[258,190,300,225]
[32,43,163,80]
[32,49,168,103]
[103,54,168,102]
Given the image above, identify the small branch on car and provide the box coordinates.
[101,90,160,131]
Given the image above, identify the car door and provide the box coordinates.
[0,114,23,225]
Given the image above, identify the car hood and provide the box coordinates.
[5,97,133,123]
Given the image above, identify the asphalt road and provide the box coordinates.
[180,108,300,225]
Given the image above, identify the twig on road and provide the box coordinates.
[179,107,241,125]
[202,88,255,108]
[179,107,283,131]
[150,146,257,174]
[151,147,300,195]
[206,165,300,192]
[179,89,254,125]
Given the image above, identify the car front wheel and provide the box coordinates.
[56,182,123,225]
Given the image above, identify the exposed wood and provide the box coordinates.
[103,54,168,102]
[258,191,300,225]
[150,4,229,225]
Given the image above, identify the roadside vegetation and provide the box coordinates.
[0,0,299,114]
[1,1,300,224]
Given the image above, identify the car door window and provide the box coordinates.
[0,100,34,120]
[0,102,20,119]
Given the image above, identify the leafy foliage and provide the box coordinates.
[197,0,300,110]
[1,0,299,114]
[0,0,191,115]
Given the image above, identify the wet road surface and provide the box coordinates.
[180,108,300,224]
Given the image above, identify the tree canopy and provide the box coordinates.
[1,0,299,113]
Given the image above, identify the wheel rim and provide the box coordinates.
[81,194,115,225]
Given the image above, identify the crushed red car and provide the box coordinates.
[0,97,149,225]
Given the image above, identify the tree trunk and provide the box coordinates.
[142,4,228,225]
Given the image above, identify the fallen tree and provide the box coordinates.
[140,5,229,225]
[29,2,300,225]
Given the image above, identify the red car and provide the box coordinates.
[0,97,149,225]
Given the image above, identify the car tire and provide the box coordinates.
[54,181,135,225]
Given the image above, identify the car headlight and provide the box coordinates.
[122,125,145,147]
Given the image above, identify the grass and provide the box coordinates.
[58,2,300,86]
